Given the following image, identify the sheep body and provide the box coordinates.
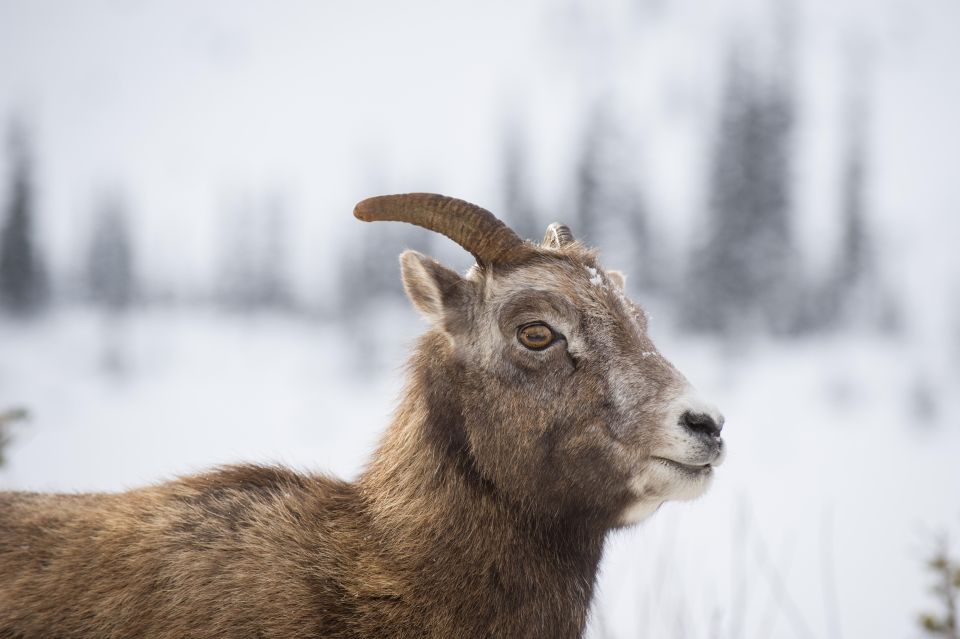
[0,194,725,638]
[1,335,600,638]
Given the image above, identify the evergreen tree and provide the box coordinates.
[571,102,655,287]
[87,193,135,311]
[819,86,898,332]
[216,193,292,311]
[681,48,798,335]
[0,120,47,315]
[337,221,427,316]
[837,120,869,294]
[572,105,608,246]
[821,99,873,328]
[217,198,257,309]
[253,194,291,309]
[333,216,431,377]
[500,116,541,242]
[0,407,28,468]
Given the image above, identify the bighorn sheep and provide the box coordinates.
[0,194,724,638]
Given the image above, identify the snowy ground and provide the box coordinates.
[1,306,958,638]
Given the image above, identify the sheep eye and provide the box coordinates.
[517,323,556,351]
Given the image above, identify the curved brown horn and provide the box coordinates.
[353,193,531,265]
[543,223,575,249]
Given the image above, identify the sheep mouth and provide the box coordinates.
[652,457,713,478]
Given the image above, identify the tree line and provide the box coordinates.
[1,45,894,337]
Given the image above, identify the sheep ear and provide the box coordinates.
[606,270,627,290]
[399,250,466,324]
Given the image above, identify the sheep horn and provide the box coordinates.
[353,193,531,266]
[543,223,575,248]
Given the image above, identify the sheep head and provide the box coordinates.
[354,193,724,528]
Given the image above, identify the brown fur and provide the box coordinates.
[0,227,723,638]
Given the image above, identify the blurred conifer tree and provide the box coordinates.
[87,192,136,311]
[500,114,542,243]
[571,102,656,290]
[0,119,48,316]
[681,46,799,335]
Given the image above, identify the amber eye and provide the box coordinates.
[517,322,556,351]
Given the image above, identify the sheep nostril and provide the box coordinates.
[680,411,723,439]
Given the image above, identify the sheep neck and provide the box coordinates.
[358,332,607,638]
